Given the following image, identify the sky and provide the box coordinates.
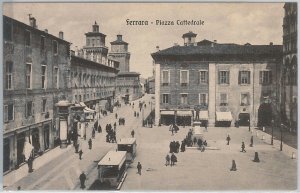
[3,3,284,78]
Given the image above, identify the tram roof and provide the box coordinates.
[98,151,126,166]
[117,138,136,145]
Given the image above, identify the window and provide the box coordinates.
[199,93,208,106]
[26,63,32,89]
[162,94,170,104]
[79,95,82,102]
[6,62,13,90]
[4,104,14,122]
[218,71,229,84]
[181,94,188,105]
[4,20,12,41]
[53,40,58,54]
[180,70,189,86]
[220,93,228,106]
[241,93,250,106]
[26,101,33,117]
[25,30,31,46]
[42,99,47,113]
[41,65,47,89]
[199,70,208,84]
[239,71,250,84]
[54,67,59,88]
[162,70,170,86]
[41,36,45,50]
[259,71,272,84]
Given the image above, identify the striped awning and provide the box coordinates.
[160,111,175,115]
[177,110,193,116]
[216,112,233,121]
[199,111,209,120]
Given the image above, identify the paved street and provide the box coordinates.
[4,94,153,191]
[3,94,297,191]
[121,125,297,191]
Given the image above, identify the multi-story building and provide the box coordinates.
[151,32,282,127]
[280,2,297,132]
[3,15,71,172]
[108,34,130,72]
[116,72,142,102]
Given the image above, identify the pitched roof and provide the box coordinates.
[110,39,128,45]
[151,40,282,61]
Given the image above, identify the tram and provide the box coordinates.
[117,138,137,163]
[97,151,127,188]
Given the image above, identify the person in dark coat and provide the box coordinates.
[169,142,173,153]
[137,162,142,175]
[241,141,246,153]
[230,160,237,171]
[250,136,254,147]
[75,143,79,153]
[193,137,197,146]
[106,134,110,143]
[131,130,135,138]
[226,134,231,145]
[114,122,117,131]
[115,113,118,119]
[180,141,186,152]
[79,149,83,160]
[92,129,95,139]
[176,141,180,153]
[98,124,102,133]
[197,138,203,147]
[79,172,87,189]
[88,138,92,149]
[171,153,177,166]
[27,156,34,173]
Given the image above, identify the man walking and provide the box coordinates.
[250,136,254,147]
[241,141,246,153]
[137,162,142,175]
[165,154,170,166]
[226,134,231,145]
[79,149,83,160]
[131,130,135,138]
[171,153,177,166]
[79,172,87,189]
[88,138,92,149]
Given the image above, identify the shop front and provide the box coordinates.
[215,111,233,127]
[176,110,193,126]
[160,110,175,125]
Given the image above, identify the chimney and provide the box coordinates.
[44,29,48,33]
[59,31,64,40]
[29,16,37,28]
[269,42,273,45]
[117,34,122,41]
[156,46,160,51]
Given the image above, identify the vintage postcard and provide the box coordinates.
[2,2,298,191]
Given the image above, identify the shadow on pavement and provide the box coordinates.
[88,180,115,190]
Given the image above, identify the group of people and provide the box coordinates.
[105,123,116,143]
[169,141,180,153]
[165,153,178,166]
[169,123,179,135]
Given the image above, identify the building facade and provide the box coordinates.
[3,15,71,172]
[116,72,142,102]
[280,2,297,132]
[151,32,282,127]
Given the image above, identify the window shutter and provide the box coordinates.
[269,71,272,84]
[238,71,241,84]
[218,71,220,84]
[168,94,171,104]
[32,102,35,115]
[227,71,230,84]
[160,94,163,104]
[248,71,251,84]
[205,94,208,104]
[259,71,262,84]
[4,105,8,122]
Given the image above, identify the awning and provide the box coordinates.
[84,107,95,113]
[79,102,87,107]
[216,111,233,121]
[177,110,193,117]
[160,111,175,115]
[199,111,209,120]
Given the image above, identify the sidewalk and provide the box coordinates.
[251,127,297,159]
[3,145,72,188]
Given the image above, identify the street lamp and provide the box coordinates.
[280,124,283,151]
[271,119,274,145]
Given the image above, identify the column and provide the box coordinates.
[208,63,216,126]
[155,63,161,126]
[59,116,68,148]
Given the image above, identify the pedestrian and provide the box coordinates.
[171,127,174,135]
[250,136,253,147]
[204,121,208,132]
[92,129,95,139]
[230,160,237,171]
[27,156,34,173]
[193,137,197,146]
[114,122,117,131]
[115,113,118,119]
[79,149,83,160]
[226,134,231,145]
[88,138,92,149]
[171,153,177,166]
[180,141,186,152]
[75,143,79,153]
[137,112,139,118]
[131,130,135,138]
[165,154,170,166]
[79,172,87,189]
[137,162,142,175]
[241,141,246,153]
[98,124,102,133]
